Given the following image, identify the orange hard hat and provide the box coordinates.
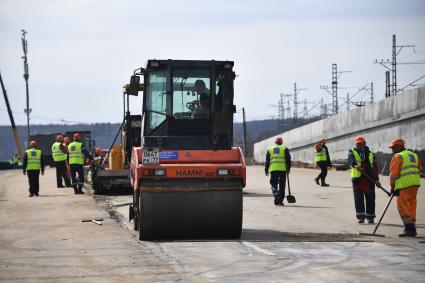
[354,136,366,144]
[56,135,64,142]
[30,140,37,147]
[74,133,81,139]
[95,147,102,154]
[64,137,70,143]
[275,136,283,144]
[389,138,405,148]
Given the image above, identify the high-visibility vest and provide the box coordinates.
[52,142,67,162]
[68,141,84,165]
[268,145,287,172]
[315,146,327,162]
[351,148,374,178]
[12,155,18,163]
[26,149,41,170]
[395,150,421,191]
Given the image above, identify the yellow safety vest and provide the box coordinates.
[268,145,287,173]
[68,141,84,165]
[395,150,421,191]
[351,148,374,178]
[26,149,41,170]
[315,146,327,162]
[52,142,67,162]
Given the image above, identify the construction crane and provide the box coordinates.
[0,71,23,160]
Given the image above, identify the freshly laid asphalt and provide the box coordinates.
[0,166,424,282]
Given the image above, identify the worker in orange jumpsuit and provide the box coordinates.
[389,138,422,237]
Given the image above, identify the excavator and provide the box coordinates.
[128,59,246,240]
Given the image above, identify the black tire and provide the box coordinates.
[93,183,104,195]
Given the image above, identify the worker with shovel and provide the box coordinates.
[389,138,422,237]
[348,136,381,224]
[265,136,291,206]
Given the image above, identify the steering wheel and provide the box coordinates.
[186,100,199,112]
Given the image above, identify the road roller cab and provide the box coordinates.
[128,60,246,240]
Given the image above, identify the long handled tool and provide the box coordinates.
[359,169,391,196]
[82,217,104,225]
[286,174,296,203]
[359,194,394,237]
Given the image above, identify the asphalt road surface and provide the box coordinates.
[0,166,424,282]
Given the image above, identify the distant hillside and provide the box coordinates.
[233,117,321,157]
[0,124,121,161]
[1,117,320,160]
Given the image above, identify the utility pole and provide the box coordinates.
[385,71,391,97]
[21,29,31,145]
[392,34,397,96]
[278,93,284,120]
[346,93,350,112]
[320,64,351,115]
[242,107,248,158]
[332,64,338,115]
[375,34,415,96]
[370,82,374,104]
[303,99,308,118]
[285,94,291,120]
[293,83,307,120]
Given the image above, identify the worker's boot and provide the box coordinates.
[399,224,417,237]
[78,184,84,194]
[314,177,320,185]
[73,185,78,194]
[320,178,330,187]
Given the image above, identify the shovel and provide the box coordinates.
[286,174,296,203]
[82,217,104,225]
[359,193,394,237]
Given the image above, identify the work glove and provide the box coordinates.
[265,172,269,177]
[41,171,44,176]
[23,170,26,175]
[376,181,382,188]
[390,187,399,196]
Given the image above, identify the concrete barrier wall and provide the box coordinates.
[254,86,425,174]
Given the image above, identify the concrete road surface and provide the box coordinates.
[0,166,424,282]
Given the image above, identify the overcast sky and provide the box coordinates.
[1,0,424,125]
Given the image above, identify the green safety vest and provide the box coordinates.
[12,156,18,163]
[268,145,287,173]
[26,149,41,170]
[351,148,374,178]
[395,150,421,191]
[52,142,67,162]
[315,146,327,162]
[68,141,84,165]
